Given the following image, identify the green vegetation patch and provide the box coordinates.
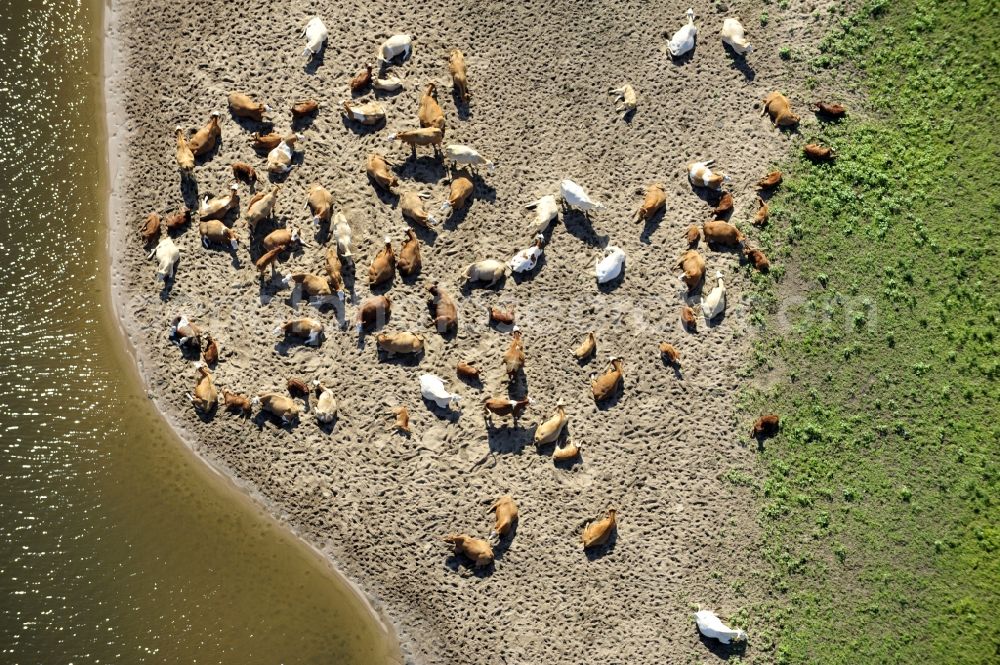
[744,1,1000,662]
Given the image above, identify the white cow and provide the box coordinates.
[373,74,404,91]
[419,374,461,410]
[721,18,753,54]
[341,100,386,125]
[312,381,338,423]
[444,144,495,174]
[560,179,605,213]
[701,272,726,320]
[150,236,179,281]
[525,194,559,234]
[302,17,328,59]
[377,34,413,65]
[667,9,697,57]
[694,610,747,644]
[333,212,354,259]
[266,135,302,174]
[595,246,626,284]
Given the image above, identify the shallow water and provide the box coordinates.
[0,2,394,662]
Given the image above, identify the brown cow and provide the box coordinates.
[139,212,161,244]
[190,365,218,413]
[659,342,681,367]
[443,534,493,568]
[324,247,345,299]
[231,161,257,186]
[286,378,310,396]
[441,173,474,217]
[753,196,769,227]
[368,237,395,286]
[502,328,526,380]
[489,306,515,325]
[456,362,480,381]
[356,296,392,332]
[291,99,319,119]
[756,170,782,189]
[387,127,443,155]
[262,227,300,252]
[397,228,421,278]
[390,405,411,433]
[174,127,195,174]
[199,219,237,249]
[221,390,251,415]
[249,131,282,152]
[366,153,399,190]
[164,208,192,233]
[591,357,624,402]
[255,244,287,276]
[811,101,847,119]
[702,220,745,247]
[426,283,458,333]
[676,249,707,292]
[752,414,780,438]
[573,331,596,361]
[417,82,446,132]
[744,247,770,272]
[188,112,221,156]
[681,306,697,332]
[307,184,334,226]
[228,92,270,122]
[202,333,219,365]
[685,224,701,248]
[274,318,324,346]
[582,509,617,549]
[634,183,666,222]
[490,495,518,538]
[483,397,531,423]
[349,65,373,93]
[448,49,471,102]
[762,92,800,127]
[711,191,734,217]
[804,143,835,161]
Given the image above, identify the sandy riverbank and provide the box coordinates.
[108,1,854,661]
[103,1,404,661]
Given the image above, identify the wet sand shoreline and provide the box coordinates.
[107,1,853,661]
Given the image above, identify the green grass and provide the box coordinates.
[743,1,1000,662]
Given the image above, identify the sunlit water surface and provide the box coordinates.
[0,2,393,662]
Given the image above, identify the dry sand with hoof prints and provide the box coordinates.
[107,1,857,662]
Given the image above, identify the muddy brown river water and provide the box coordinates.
[0,1,396,662]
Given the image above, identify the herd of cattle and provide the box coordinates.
[135,10,843,646]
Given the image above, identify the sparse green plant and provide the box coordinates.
[722,469,757,487]
[741,0,998,661]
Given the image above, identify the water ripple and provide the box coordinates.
[0,2,391,663]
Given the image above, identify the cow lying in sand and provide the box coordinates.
[150,236,179,281]
[762,92,799,127]
[228,92,270,122]
[302,17,328,59]
[254,392,302,423]
[420,374,461,410]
